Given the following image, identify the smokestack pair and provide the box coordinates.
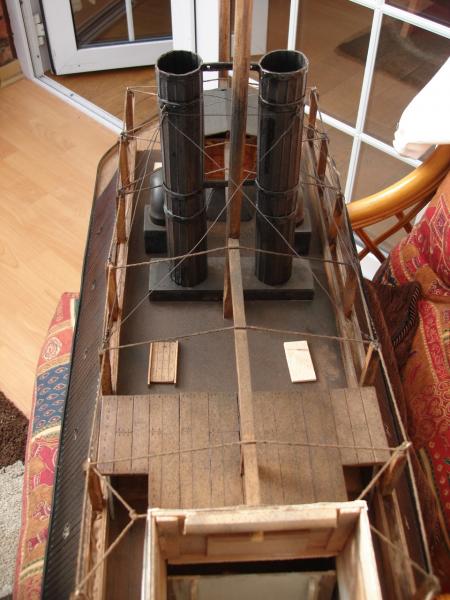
[156,48,308,288]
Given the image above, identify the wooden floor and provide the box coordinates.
[98,388,389,509]
[0,79,116,416]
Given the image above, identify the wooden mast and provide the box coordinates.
[221,0,260,505]
[223,0,253,316]
[218,0,231,80]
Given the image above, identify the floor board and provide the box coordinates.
[98,388,388,508]
[0,79,115,415]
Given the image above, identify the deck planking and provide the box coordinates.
[97,387,388,508]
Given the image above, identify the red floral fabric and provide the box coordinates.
[379,172,450,589]
[14,293,78,600]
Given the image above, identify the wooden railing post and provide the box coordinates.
[106,263,119,322]
[328,192,344,249]
[116,191,127,244]
[342,264,358,319]
[307,88,319,142]
[101,349,113,396]
[125,88,135,133]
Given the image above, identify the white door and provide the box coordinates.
[41,0,196,74]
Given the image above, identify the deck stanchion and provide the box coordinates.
[119,133,130,190]
[101,349,113,396]
[255,49,309,285]
[343,266,358,319]
[106,263,119,322]
[307,88,319,142]
[116,192,127,244]
[317,136,328,187]
[328,192,344,250]
[125,88,135,133]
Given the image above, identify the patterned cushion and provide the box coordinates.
[378,171,450,590]
[14,293,78,600]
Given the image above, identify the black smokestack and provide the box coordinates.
[255,50,308,285]
[157,50,207,287]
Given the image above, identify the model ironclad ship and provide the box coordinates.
[42,3,438,599]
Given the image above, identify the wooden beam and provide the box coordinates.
[101,349,113,396]
[116,192,127,244]
[343,266,358,319]
[219,0,231,80]
[119,134,130,189]
[106,263,119,322]
[317,136,328,185]
[228,238,260,505]
[359,341,376,386]
[125,88,135,132]
[380,446,409,496]
[223,0,253,318]
[184,506,338,535]
[373,490,416,598]
[307,88,319,142]
[86,464,105,513]
[328,192,344,249]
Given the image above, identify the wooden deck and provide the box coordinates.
[97,387,389,508]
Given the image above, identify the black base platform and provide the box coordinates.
[148,256,315,301]
[144,204,313,256]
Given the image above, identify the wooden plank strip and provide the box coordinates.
[228,239,260,505]
[179,393,193,509]
[132,395,150,473]
[149,395,163,507]
[252,393,272,505]
[361,387,390,464]
[273,392,304,504]
[254,392,283,505]
[302,390,347,501]
[221,393,244,506]
[184,506,338,535]
[330,388,358,465]
[345,388,374,464]
[208,393,225,508]
[161,394,180,508]
[290,392,316,504]
[114,395,133,473]
[98,396,118,473]
[191,392,212,508]
[326,506,360,554]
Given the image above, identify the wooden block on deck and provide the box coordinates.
[284,341,317,383]
[148,341,178,385]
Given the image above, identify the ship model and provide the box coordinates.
[41,2,439,599]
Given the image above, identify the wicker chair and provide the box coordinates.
[347,145,450,263]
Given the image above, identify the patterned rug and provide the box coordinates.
[0,392,28,599]
[14,293,78,600]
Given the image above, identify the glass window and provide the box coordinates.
[295,0,373,126]
[322,124,353,190]
[267,0,291,51]
[71,0,172,48]
[352,143,413,251]
[134,0,172,41]
[71,0,129,46]
[365,16,448,144]
[386,0,450,27]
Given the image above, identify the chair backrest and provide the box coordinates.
[347,145,450,263]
